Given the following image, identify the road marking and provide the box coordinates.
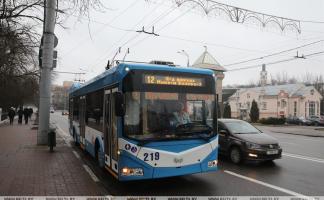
[72,150,80,159]
[283,153,324,164]
[83,164,99,182]
[224,170,307,197]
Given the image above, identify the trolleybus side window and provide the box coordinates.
[86,89,104,132]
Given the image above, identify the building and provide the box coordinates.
[192,47,226,114]
[51,81,73,110]
[228,83,323,120]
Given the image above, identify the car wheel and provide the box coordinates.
[230,147,243,164]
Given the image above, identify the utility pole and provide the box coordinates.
[38,0,57,145]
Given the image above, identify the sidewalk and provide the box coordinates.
[255,125,324,138]
[0,119,107,196]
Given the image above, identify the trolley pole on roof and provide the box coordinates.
[38,0,57,145]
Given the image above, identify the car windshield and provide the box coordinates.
[124,92,216,141]
[224,121,260,134]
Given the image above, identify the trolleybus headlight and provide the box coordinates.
[121,167,144,176]
[125,67,130,72]
[208,160,217,167]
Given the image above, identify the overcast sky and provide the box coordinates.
[54,0,324,86]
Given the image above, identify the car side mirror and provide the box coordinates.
[114,92,125,116]
[219,130,227,136]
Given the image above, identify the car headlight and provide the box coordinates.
[246,142,261,149]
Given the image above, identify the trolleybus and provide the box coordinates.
[69,62,219,181]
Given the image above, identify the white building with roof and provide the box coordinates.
[228,83,323,120]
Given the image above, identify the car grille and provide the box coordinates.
[261,144,279,149]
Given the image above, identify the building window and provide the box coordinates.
[247,102,250,109]
[317,101,320,115]
[294,101,297,116]
[262,102,267,110]
[309,101,315,116]
[247,93,250,98]
[239,103,242,108]
[277,101,280,107]
[305,102,307,117]
[281,99,286,108]
[311,89,314,95]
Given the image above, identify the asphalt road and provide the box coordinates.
[51,112,324,196]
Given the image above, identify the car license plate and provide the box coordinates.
[267,150,278,155]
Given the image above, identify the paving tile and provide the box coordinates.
[0,121,107,195]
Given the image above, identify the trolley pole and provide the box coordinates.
[38,0,57,145]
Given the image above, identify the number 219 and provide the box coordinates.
[144,152,160,161]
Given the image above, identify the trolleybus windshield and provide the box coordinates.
[122,70,217,141]
[124,92,216,141]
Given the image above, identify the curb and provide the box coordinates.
[273,131,324,138]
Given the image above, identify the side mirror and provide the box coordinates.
[114,92,125,116]
[219,130,227,136]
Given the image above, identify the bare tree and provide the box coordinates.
[0,0,105,112]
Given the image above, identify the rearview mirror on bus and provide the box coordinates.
[114,92,125,116]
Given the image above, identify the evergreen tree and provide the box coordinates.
[249,100,259,122]
[223,103,231,118]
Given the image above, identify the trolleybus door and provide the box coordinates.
[111,88,119,173]
[104,88,119,175]
[79,96,86,148]
[104,89,112,168]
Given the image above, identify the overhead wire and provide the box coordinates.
[87,0,171,70]
[129,5,195,48]
[223,40,324,67]
[88,3,180,70]
[62,0,139,57]
[227,51,324,72]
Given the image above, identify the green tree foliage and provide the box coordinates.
[223,103,231,118]
[249,100,259,122]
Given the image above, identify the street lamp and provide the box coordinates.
[177,50,190,67]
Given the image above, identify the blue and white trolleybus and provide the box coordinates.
[69,62,219,181]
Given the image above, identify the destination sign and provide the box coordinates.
[144,75,205,87]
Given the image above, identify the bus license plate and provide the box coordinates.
[267,150,278,155]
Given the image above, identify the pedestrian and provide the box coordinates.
[28,108,33,119]
[17,107,23,124]
[8,107,15,125]
[23,107,29,124]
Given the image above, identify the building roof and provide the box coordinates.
[231,83,319,98]
[192,48,226,72]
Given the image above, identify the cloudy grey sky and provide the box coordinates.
[54,0,324,86]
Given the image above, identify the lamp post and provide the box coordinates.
[177,50,190,67]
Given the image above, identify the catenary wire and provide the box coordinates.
[223,40,324,67]
[227,51,324,72]
[87,4,179,70]
[62,0,139,57]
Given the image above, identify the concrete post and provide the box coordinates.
[38,0,56,145]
